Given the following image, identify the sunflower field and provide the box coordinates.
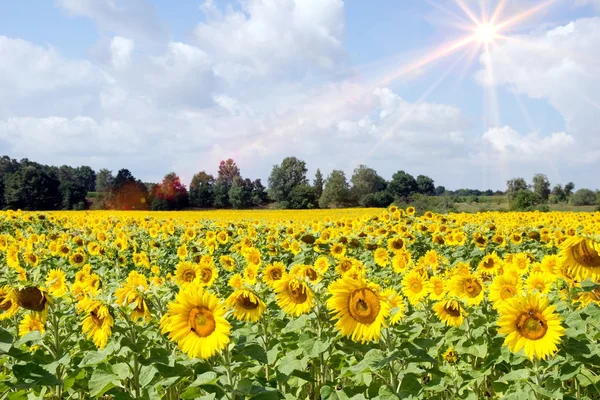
[1,208,600,399]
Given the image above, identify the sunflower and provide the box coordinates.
[478,252,502,276]
[273,275,314,317]
[336,257,356,275]
[225,289,266,322]
[429,276,446,301]
[290,264,322,284]
[450,274,484,306]
[391,250,412,274]
[196,264,218,287]
[330,243,347,259]
[175,261,199,286]
[373,248,389,267]
[401,270,431,306]
[540,254,560,276]
[497,293,565,360]
[219,255,236,272]
[526,272,553,295]
[23,251,40,268]
[443,347,458,363]
[314,256,330,274]
[161,284,231,359]
[489,274,521,309]
[433,299,467,327]
[115,271,151,323]
[45,268,67,297]
[244,264,260,285]
[15,287,51,313]
[69,252,86,267]
[19,314,45,337]
[0,288,19,321]
[382,288,406,325]
[560,237,600,281]
[79,298,114,349]
[511,253,531,275]
[387,237,405,252]
[327,277,390,343]
[263,262,286,287]
[229,273,244,289]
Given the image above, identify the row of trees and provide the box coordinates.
[506,174,599,210]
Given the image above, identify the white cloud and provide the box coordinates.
[56,0,165,42]
[482,126,574,158]
[110,36,134,70]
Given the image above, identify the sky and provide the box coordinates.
[0,0,599,190]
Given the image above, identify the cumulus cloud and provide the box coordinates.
[482,126,574,158]
[110,37,134,70]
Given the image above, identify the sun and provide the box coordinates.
[475,23,498,44]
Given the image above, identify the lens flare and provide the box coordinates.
[475,23,498,44]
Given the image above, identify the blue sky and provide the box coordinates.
[0,0,599,190]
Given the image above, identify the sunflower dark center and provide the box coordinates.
[464,279,482,297]
[516,312,548,340]
[500,286,516,300]
[573,241,600,268]
[348,288,380,324]
[189,307,216,337]
[237,293,259,310]
[183,270,196,282]
[444,303,462,317]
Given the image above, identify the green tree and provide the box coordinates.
[4,164,62,210]
[251,179,268,206]
[570,189,597,206]
[319,170,350,208]
[506,178,529,202]
[313,169,324,200]
[228,178,252,209]
[76,166,96,193]
[551,184,566,203]
[213,183,230,208]
[532,173,551,202]
[434,186,446,196]
[95,169,114,193]
[416,175,435,195]
[217,159,241,186]
[511,190,541,211]
[267,157,308,204]
[360,191,394,208]
[564,182,575,199]
[57,165,88,209]
[189,171,215,208]
[288,184,317,209]
[350,165,386,205]
[388,171,418,200]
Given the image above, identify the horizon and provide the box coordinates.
[1,1,599,191]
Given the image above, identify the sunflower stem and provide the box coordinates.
[385,329,398,391]
[261,314,271,383]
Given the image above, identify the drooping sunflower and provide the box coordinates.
[45,268,67,297]
[79,298,114,349]
[497,293,565,360]
[115,271,151,323]
[327,277,390,343]
[263,262,286,287]
[489,274,521,309]
[290,264,322,284]
[18,314,45,337]
[273,275,314,317]
[433,299,467,327]
[382,288,406,325]
[15,286,51,313]
[225,289,266,322]
[0,288,19,321]
[401,270,431,306]
[161,284,231,359]
[560,237,600,281]
[442,347,458,363]
[450,273,484,306]
[387,237,405,253]
[477,252,502,276]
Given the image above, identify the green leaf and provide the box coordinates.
[112,363,132,380]
[267,344,279,365]
[139,365,157,387]
[13,364,60,387]
[559,363,580,381]
[0,327,13,353]
[250,391,280,400]
[497,369,530,382]
[321,385,350,400]
[89,368,122,397]
[283,315,309,332]
[580,279,598,292]
[189,371,219,387]
[239,343,268,364]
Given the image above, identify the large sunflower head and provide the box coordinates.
[162,283,231,359]
[225,289,266,323]
[273,274,314,317]
[327,277,390,343]
[450,274,484,306]
[497,293,565,360]
[560,237,600,281]
[433,299,467,327]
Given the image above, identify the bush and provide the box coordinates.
[288,184,317,209]
[570,189,597,206]
[396,194,456,215]
[360,191,394,208]
[511,190,540,211]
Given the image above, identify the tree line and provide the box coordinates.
[0,154,511,211]
[506,174,600,210]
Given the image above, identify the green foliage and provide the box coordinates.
[506,178,529,202]
[388,171,418,200]
[4,163,62,210]
[314,169,324,200]
[532,173,551,202]
[416,175,435,195]
[228,178,253,209]
[212,183,230,208]
[267,157,308,203]
[570,189,597,206]
[350,165,386,205]
[511,190,541,211]
[319,170,350,208]
[95,169,114,193]
[152,172,189,211]
[360,191,394,208]
[397,193,456,214]
[189,172,215,208]
[287,184,317,209]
